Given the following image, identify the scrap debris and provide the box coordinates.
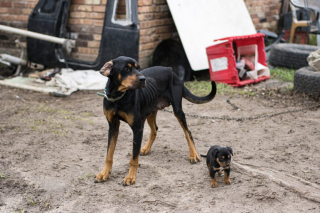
[226,99,240,110]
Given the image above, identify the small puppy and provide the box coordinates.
[201,145,233,188]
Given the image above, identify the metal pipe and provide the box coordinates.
[0,54,27,66]
[1,25,66,45]
[0,25,75,53]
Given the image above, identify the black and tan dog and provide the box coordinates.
[201,145,233,188]
[94,56,216,186]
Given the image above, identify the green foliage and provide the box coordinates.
[184,80,212,96]
[270,67,295,82]
[29,198,36,205]
[184,81,255,96]
[309,34,318,46]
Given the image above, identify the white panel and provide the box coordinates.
[167,0,256,71]
[210,57,228,72]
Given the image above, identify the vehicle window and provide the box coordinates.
[40,0,58,14]
[115,0,127,20]
[112,0,132,26]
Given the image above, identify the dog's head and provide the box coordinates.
[212,147,233,168]
[100,56,146,92]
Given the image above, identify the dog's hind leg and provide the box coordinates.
[95,111,120,183]
[169,80,200,164]
[123,127,144,186]
[140,110,158,155]
[173,108,200,164]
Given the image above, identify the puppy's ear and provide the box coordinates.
[100,60,113,77]
[227,147,233,156]
[212,148,219,159]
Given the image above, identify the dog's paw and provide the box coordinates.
[140,147,151,155]
[224,178,231,185]
[94,170,110,183]
[123,175,136,186]
[189,154,200,164]
[211,179,218,188]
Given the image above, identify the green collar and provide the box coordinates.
[97,85,126,102]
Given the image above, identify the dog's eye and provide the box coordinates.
[124,67,129,72]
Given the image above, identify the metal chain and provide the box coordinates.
[161,104,320,121]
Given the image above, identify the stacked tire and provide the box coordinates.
[294,66,320,96]
[269,43,319,69]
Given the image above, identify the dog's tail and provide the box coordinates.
[200,154,207,158]
[183,81,216,104]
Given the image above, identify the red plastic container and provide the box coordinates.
[206,33,270,87]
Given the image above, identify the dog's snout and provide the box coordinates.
[138,76,146,82]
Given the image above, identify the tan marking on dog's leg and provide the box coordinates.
[123,153,140,186]
[224,171,231,185]
[118,110,134,126]
[103,108,115,122]
[211,177,218,188]
[141,111,157,155]
[207,165,210,177]
[95,120,120,183]
[175,115,200,163]
[218,171,223,176]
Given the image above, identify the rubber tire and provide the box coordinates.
[152,39,192,81]
[269,43,319,69]
[294,66,320,96]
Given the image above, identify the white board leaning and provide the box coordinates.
[167,0,256,71]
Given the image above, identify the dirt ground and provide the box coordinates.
[1,81,320,213]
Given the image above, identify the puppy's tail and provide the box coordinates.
[200,154,207,158]
[183,81,216,104]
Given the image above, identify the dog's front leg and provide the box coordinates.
[123,128,143,186]
[95,119,120,183]
[210,167,218,188]
[224,168,231,185]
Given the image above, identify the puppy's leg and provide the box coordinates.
[141,110,158,155]
[224,168,231,185]
[210,167,218,188]
[123,127,143,186]
[95,117,120,183]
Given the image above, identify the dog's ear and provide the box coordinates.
[211,148,219,159]
[100,60,113,77]
[227,147,233,156]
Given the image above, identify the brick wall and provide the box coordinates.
[244,0,282,31]
[0,0,281,69]
[137,0,177,68]
[0,0,37,54]
[67,0,107,61]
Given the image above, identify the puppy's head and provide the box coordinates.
[213,147,233,168]
[100,56,146,92]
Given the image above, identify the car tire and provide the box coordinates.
[269,43,319,69]
[294,66,320,96]
[152,39,192,81]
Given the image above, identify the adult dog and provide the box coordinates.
[95,56,216,186]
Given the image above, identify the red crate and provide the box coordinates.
[206,33,270,87]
